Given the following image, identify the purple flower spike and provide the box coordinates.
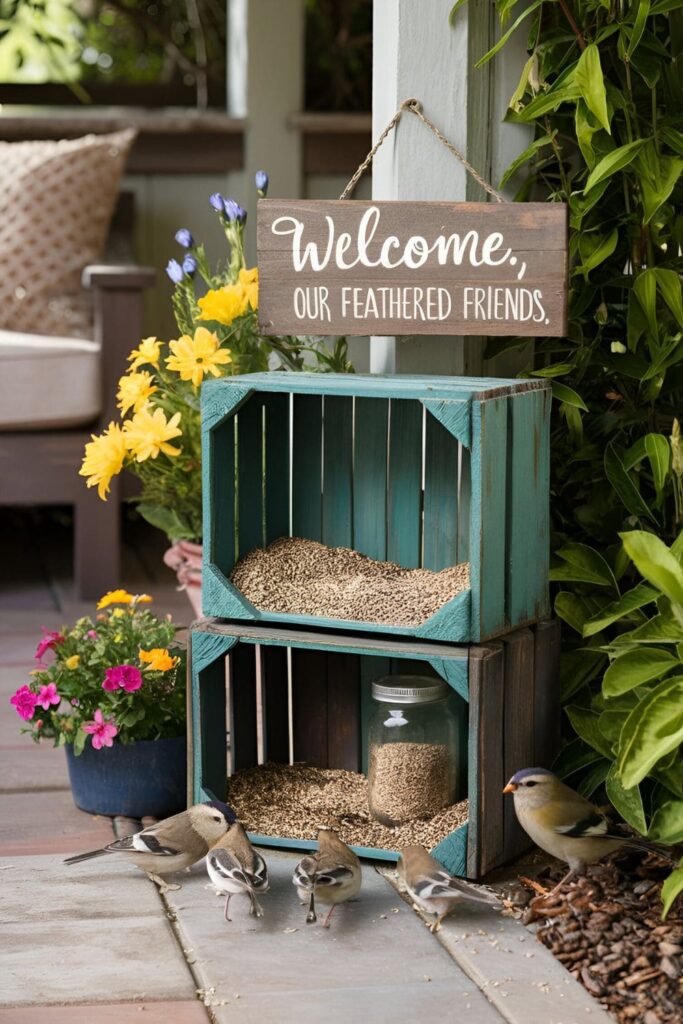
[209,192,225,213]
[165,258,185,284]
[223,198,247,225]
[175,228,194,248]
[182,254,198,277]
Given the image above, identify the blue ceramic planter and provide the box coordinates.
[66,735,187,818]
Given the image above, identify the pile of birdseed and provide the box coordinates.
[230,537,470,626]
[228,762,468,851]
[369,742,453,824]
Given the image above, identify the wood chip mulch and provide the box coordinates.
[509,851,682,1024]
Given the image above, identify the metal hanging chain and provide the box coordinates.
[339,97,506,203]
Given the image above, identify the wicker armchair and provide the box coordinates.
[0,195,154,599]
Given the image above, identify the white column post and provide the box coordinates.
[228,0,304,259]
[370,0,529,376]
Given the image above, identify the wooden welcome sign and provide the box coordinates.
[257,199,567,337]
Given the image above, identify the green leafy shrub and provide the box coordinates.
[451,0,683,908]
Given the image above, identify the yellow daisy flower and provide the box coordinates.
[123,407,182,462]
[98,589,134,609]
[116,371,158,416]
[79,422,127,501]
[197,286,247,327]
[139,647,178,672]
[128,336,162,371]
[238,266,259,310]
[65,655,80,670]
[166,327,232,388]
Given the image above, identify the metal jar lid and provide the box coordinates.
[371,675,449,704]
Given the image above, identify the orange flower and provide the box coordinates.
[139,647,178,672]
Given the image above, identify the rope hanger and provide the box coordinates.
[339,97,507,204]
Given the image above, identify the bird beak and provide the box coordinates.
[502,782,517,794]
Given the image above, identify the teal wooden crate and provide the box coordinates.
[188,617,560,879]
[201,372,550,643]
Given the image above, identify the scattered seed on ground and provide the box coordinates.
[230,536,470,627]
[228,762,468,851]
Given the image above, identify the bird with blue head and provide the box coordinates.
[64,800,236,892]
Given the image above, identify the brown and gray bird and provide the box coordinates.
[292,829,361,927]
[206,820,270,921]
[397,845,499,932]
[64,800,235,890]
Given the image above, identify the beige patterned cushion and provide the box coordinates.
[0,129,135,339]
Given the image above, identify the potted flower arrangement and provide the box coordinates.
[10,590,187,818]
[79,172,353,613]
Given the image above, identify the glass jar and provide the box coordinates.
[367,676,459,826]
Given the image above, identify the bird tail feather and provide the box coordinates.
[64,848,109,866]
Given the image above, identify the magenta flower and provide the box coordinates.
[82,709,118,750]
[35,628,65,662]
[36,683,60,710]
[10,686,39,721]
[102,664,143,693]
[87,630,98,639]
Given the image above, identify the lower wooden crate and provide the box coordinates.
[188,617,560,879]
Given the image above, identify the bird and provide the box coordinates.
[206,820,270,922]
[292,828,362,927]
[397,845,499,932]
[503,767,669,896]
[64,800,235,891]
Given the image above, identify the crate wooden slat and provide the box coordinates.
[202,373,551,643]
[188,617,560,878]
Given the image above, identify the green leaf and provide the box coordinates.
[634,269,658,341]
[552,542,618,589]
[566,705,614,759]
[561,648,607,702]
[603,647,679,697]
[574,44,610,133]
[474,0,546,67]
[644,434,671,494]
[605,443,656,523]
[499,133,556,188]
[655,759,683,799]
[551,381,588,410]
[606,764,647,834]
[73,728,87,757]
[636,147,683,224]
[448,0,467,25]
[654,268,683,327]
[621,531,683,606]
[615,610,683,645]
[508,52,537,112]
[618,675,683,787]
[136,502,196,542]
[575,100,604,168]
[661,862,683,919]
[626,0,650,59]
[583,581,658,637]
[583,138,646,193]
[576,228,619,275]
[577,758,611,798]
[553,737,604,779]
[555,591,592,634]
[648,801,683,844]
[530,363,574,378]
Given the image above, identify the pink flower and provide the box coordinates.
[82,709,118,750]
[71,698,80,707]
[87,630,97,639]
[102,664,143,693]
[36,683,60,710]
[35,628,65,662]
[10,686,39,721]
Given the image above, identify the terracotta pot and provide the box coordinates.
[163,539,203,617]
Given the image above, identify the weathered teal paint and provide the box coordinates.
[190,631,238,803]
[322,395,353,548]
[353,398,389,560]
[292,393,322,539]
[387,398,423,568]
[202,373,550,643]
[423,412,459,571]
[431,823,468,876]
[264,392,290,544]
